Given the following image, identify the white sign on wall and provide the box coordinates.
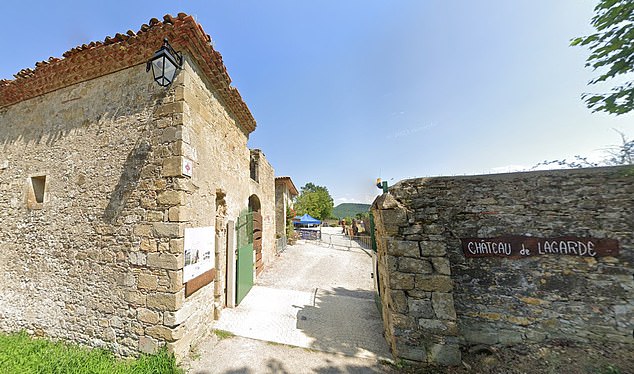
[182,157,193,177]
[183,226,215,283]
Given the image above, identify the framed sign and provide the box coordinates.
[461,236,619,259]
[183,226,215,283]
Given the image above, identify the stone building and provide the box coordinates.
[274,176,299,238]
[0,13,276,358]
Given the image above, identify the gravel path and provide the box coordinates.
[183,230,393,373]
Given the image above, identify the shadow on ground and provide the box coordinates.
[195,358,388,374]
[295,286,390,359]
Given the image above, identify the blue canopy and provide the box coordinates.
[297,213,321,225]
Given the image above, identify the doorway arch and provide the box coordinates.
[248,194,263,275]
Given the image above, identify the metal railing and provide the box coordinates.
[275,236,287,254]
[315,232,374,256]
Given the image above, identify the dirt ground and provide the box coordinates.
[397,339,634,374]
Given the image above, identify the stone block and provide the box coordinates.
[389,272,415,290]
[462,329,499,345]
[167,270,184,292]
[408,299,434,318]
[497,330,524,345]
[415,275,453,292]
[381,209,408,236]
[134,224,153,237]
[407,290,432,299]
[147,290,184,311]
[399,258,432,274]
[156,101,184,118]
[168,206,190,222]
[157,191,186,206]
[145,324,184,342]
[146,211,164,222]
[386,255,398,272]
[169,238,184,254]
[118,273,136,287]
[174,178,196,191]
[140,239,158,252]
[418,319,459,335]
[152,222,184,238]
[173,140,197,161]
[138,273,159,290]
[137,308,160,324]
[110,316,123,329]
[162,156,185,177]
[390,290,408,314]
[420,241,446,256]
[373,193,400,210]
[124,290,146,306]
[138,336,158,354]
[387,240,420,257]
[431,257,451,275]
[129,251,146,266]
[392,313,417,330]
[396,344,426,362]
[147,252,183,270]
[158,241,169,252]
[424,224,445,234]
[429,343,461,366]
[432,292,456,320]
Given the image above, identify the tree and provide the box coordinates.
[294,183,334,220]
[533,130,633,169]
[604,130,634,164]
[571,0,633,115]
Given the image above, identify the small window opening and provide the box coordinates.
[31,176,47,203]
[250,157,259,183]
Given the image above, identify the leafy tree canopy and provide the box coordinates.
[572,0,633,115]
[294,183,334,220]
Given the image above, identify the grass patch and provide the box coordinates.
[212,329,234,340]
[0,331,181,373]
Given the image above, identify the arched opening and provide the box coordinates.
[248,194,263,275]
[248,194,261,213]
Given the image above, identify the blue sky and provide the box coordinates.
[2,1,632,205]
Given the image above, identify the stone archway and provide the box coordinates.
[248,194,263,275]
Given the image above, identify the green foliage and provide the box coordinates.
[0,331,181,373]
[332,203,371,219]
[294,183,334,220]
[571,0,633,115]
[533,130,633,169]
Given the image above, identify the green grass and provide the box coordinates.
[212,329,234,340]
[0,331,181,374]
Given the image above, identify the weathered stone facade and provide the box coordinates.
[274,177,298,237]
[0,14,276,359]
[372,166,633,365]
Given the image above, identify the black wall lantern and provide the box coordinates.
[146,38,183,87]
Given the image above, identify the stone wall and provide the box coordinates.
[253,152,276,270]
[371,166,634,365]
[0,64,171,356]
[0,55,277,359]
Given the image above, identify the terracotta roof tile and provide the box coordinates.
[0,13,256,134]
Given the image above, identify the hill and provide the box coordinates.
[332,203,371,219]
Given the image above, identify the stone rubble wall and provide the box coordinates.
[253,152,276,269]
[0,55,277,359]
[371,166,634,366]
[0,64,171,357]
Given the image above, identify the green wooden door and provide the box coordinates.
[236,211,254,305]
